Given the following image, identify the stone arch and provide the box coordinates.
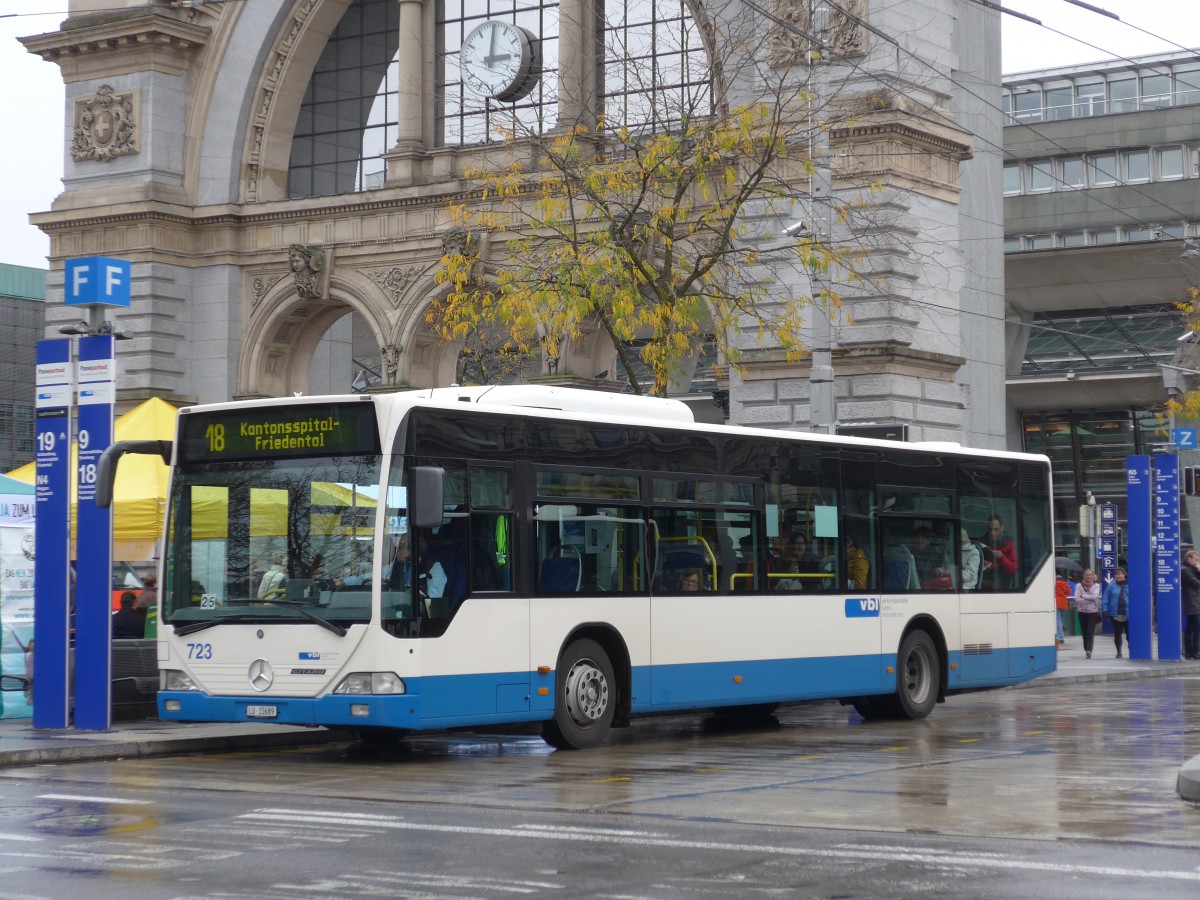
[238,274,389,398]
[237,0,360,203]
[388,272,466,390]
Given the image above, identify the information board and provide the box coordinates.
[1126,456,1152,660]
[33,339,72,728]
[73,335,116,730]
[1153,454,1181,660]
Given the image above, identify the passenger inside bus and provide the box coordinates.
[776,532,820,591]
[978,514,1019,590]
[257,553,287,599]
[678,567,704,592]
[913,527,953,590]
[418,524,468,611]
[845,535,870,590]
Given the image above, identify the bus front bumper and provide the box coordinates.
[158,691,421,729]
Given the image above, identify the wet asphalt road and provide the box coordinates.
[0,675,1198,898]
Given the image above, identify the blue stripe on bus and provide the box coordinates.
[158,645,1056,730]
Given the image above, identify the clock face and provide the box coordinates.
[460,20,540,102]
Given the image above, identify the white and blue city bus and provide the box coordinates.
[101,386,1055,749]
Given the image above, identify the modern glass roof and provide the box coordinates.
[1021,304,1187,375]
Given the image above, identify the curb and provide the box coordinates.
[1014,661,1200,689]
[0,728,352,769]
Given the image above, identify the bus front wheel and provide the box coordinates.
[542,639,615,750]
[894,630,938,720]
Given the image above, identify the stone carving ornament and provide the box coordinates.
[288,244,326,299]
[72,85,138,162]
[368,265,424,307]
[251,274,284,309]
[380,344,401,384]
[768,0,868,68]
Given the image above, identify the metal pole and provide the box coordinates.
[808,1,836,434]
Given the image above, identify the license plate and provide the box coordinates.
[246,705,278,719]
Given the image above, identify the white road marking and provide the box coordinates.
[0,834,40,844]
[37,793,152,806]
[240,807,1200,883]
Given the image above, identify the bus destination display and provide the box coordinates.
[179,403,380,462]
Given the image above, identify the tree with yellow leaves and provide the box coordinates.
[432,51,856,397]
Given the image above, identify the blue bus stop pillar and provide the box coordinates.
[1126,456,1152,660]
[33,340,73,728]
[1153,454,1182,660]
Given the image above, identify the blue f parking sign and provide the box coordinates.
[64,257,131,308]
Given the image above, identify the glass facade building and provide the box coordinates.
[0,264,45,472]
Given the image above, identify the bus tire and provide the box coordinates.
[542,639,615,750]
[894,630,938,720]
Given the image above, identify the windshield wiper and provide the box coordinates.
[226,598,348,636]
[175,613,259,636]
[174,600,348,637]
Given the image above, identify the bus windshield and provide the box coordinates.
[164,452,381,629]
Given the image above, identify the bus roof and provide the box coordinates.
[178,388,1047,467]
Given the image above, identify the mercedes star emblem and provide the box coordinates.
[248,658,274,692]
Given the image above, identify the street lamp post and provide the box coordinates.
[807,1,836,434]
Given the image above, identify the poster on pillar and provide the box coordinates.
[74,335,116,730]
[0,526,35,719]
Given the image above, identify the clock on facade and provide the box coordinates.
[460,19,541,102]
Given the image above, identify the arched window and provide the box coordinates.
[438,1,561,146]
[602,0,712,129]
[287,0,710,198]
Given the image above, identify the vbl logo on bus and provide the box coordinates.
[845,597,880,618]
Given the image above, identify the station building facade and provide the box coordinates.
[20,0,1006,445]
[1002,50,1200,553]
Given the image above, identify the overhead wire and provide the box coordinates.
[745,0,1199,235]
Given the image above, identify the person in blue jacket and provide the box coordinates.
[1101,566,1129,659]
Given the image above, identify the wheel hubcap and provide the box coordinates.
[905,646,931,704]
[564,658,609,726]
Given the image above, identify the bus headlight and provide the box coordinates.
[332,673,406,695]
[162,669,199,691]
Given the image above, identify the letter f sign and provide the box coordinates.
[64,257,132,308]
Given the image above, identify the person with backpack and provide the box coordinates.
[1101,566,1129,658]
[1055,570,1071,650]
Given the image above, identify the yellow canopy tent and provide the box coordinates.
[7,397,177,561]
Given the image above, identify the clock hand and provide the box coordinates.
[487,23,497,68]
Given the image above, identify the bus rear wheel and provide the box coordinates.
[542,639,615,750]
[894,630,938,720]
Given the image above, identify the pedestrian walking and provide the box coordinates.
[1182,550,1200,660]
[1074,568,1102,659]
[1101,566,1129,658]
[1054,570,1070,649]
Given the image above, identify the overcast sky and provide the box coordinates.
[1,0,1198,271]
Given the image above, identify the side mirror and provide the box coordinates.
[408,466,446,530]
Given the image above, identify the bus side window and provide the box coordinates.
[469,512,510,592]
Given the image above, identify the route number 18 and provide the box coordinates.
[206,423,225,453]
